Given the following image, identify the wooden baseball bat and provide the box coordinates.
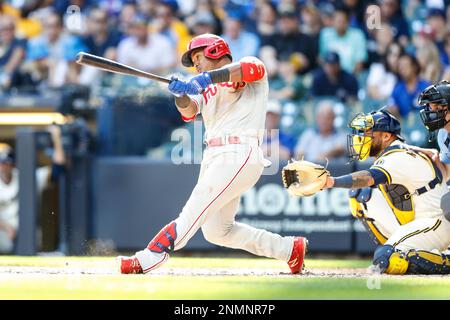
[75,52,171,84]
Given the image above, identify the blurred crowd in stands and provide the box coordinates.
[1,0,450,162]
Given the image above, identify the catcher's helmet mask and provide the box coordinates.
[347,109,405,162]
[181,34,232,67]
[418,80,450,134]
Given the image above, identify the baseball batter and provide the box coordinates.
[320,110,450,274]
[118,34,307,274]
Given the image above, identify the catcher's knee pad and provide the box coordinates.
[406,250,450,275]
[147,221,177,254]
[372,245,409,274]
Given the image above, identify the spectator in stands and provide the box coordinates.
[379,0,410,46]
[262,100,296,161]
[299,5,322,39]
[254,0,277,45]
[318,2,335,28]
[442,31,450,67]
[0,0,42,39]
[366,41,403,102]
[186,11,218,37]
[426,8,447,60]
[118,2,137,36]
[0,125,66,254]
[311,51,359,103]
[78,8,121,85]
[269,54,306,103]
[388,53,431,118]
[136,0,159,21]
[294,100,346,162]
[366,22,394,67]
[185,0,222,36]
[415,36,442,83]
[116,14,176,74]
[24,12,87,87]
[221,12,260,61]
[22,0,57,25]
[83,8,121,59]
[258,45,278,79]
[341,0,370,31]
[0,16,26,90]
[151,2,191,60]
[319,5,367,74]
[261,6,318,74]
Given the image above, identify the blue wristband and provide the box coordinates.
[333,174,353,188]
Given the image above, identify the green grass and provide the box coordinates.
[0,256,449,300]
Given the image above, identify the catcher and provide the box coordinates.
[282,110,450,274]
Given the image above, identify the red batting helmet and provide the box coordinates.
[181,34,232,67]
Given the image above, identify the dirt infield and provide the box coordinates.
[0,265,420,278]
[2,257,450,299]
[0,256,448,278]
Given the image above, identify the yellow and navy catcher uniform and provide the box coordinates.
[348,110,450,274]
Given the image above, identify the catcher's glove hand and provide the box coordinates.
[281,160,330,197]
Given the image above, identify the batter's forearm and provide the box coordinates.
[175,95,197,118]
[208,67,232,83]
[327,170,375,189]
[175,95,191,109]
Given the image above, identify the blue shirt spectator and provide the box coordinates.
[0,20,26,67]
[25,12,87,87]
[440,30,450,67]
[83,32,120,57]
[390,79,430,118]
[82,8,121,58]
[388,53,430,118]
[311,52,359,103]
[319,5,367,74]
[27,32,86,62]
[0,16,27,89]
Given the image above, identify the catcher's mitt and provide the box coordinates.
[282,160,330,197]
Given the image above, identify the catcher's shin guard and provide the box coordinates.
[406,250,450,274]
[372,245,408,274]
[147,221,177,254]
